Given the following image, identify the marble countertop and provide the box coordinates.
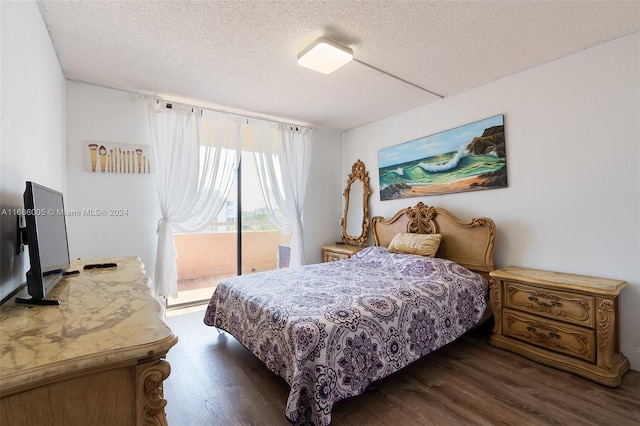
[0,257,177,393]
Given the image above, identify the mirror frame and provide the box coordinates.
[341,159,371,246]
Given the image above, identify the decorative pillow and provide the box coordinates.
[387,233,442,257]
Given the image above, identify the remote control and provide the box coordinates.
[83,263,118,270]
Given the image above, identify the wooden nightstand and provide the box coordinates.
[489,266,629,387]
[321,244,364,262]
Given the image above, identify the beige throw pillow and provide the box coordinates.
[388,233,442,257]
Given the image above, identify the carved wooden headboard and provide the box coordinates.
[371,202,497,280]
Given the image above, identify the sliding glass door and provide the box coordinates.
[169,150,290,308]
[240,152,291,276]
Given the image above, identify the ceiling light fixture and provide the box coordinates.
[297,37,353,75]
[297,36,443,99]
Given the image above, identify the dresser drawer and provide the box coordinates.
[503,308,595,363]
[504,281,595,328]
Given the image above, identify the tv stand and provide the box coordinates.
[0,257,177,426]
[15,297,60,306]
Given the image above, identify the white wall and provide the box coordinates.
[304,127,344,263]
[342,33,640,371]
[66,82,343,281]
[0,1,66,302]
[66,82,159,279]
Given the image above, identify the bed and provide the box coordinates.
[203,202,496,425]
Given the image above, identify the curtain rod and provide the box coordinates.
[67,77,313,129]
[160,101,304,131]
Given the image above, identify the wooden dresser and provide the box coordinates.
[0,257,177,425]
[489,266,629,387]
[321,243,364,262]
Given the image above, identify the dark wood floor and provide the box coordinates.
[164,307,640,425]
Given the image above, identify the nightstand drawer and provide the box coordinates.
[490,266,629,386]
[503,308,595,363]
[504,281,595,328]
[323,251,350,262]
[321,244,363,263]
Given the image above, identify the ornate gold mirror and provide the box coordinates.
[341,159,371,246]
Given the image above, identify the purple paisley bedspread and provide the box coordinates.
[203,246,488,425]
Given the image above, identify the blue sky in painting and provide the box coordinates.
[378,115,504,168]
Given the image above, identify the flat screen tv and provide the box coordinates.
[18,181,71,305]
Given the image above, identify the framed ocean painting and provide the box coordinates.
[378,115,507,200]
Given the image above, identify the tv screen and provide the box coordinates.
[20,181,70,304]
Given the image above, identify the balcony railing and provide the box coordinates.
[170,228,290,307]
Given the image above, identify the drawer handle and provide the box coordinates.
[528,293,563,308]
[527,326,560,340]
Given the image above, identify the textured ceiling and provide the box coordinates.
[37,1,640,130]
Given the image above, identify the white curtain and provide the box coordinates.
[246,120,312,267]
[148,102,241,298]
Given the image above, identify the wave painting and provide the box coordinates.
[378,115,507,200]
